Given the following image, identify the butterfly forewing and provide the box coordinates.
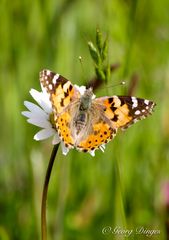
[40,69,80,114]
[95,96,156,130]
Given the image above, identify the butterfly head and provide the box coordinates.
[79,87,94,111]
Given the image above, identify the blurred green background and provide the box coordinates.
[1,0,169,239]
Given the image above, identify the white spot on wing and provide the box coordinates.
[131,97,138,108]
[144,99,149,105]
[133,119,139,123]
[49,84,53,90]
[52,74,59,84]
[63,81,70,92]
[46,70,51,76]
[135,110,141,115]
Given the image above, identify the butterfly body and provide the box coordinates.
[73,88,93,134]
[40,69,156,154]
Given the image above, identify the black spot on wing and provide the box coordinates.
[64,91,69,98]
[60,99,64,107]
[110,105,117,112]
[108,97,114,104]
[111,114,118,122]
[69,84,73,91]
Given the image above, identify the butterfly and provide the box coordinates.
[40,69,156,154]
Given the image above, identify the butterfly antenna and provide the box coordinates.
[79,56,88,87]
[103,80,126,89]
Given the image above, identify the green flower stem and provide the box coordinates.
[41,144,60,240]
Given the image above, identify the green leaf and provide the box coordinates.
[96,29,103,55]
[104,64,110,83]
[95,66,105,81]
[101,37,108,61]
[88,41,100,65]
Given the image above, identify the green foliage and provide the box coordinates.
[1,0,169,239]
[88,29,110,82]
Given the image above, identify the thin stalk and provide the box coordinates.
[41,144,60,240]
[115,157,127,229]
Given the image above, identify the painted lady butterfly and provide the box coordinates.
[40,69,156,153]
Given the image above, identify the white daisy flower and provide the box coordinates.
[22,84,97,157]
[22,86,69,155]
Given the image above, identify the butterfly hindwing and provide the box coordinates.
[76,111,117,152]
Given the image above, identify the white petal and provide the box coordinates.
[61,142,69,155]
[52,134,61,145]
[74,85,96,99]
[40,86,53,106]
[24,101,49,118]
[34,128,56,141]
[29,88,41,102]
[21,111,32,118]
[27,118,51,128]
[74,85,86,95]
[21,109,48,120]
[89,150,95,157]
[30,89,52,114]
